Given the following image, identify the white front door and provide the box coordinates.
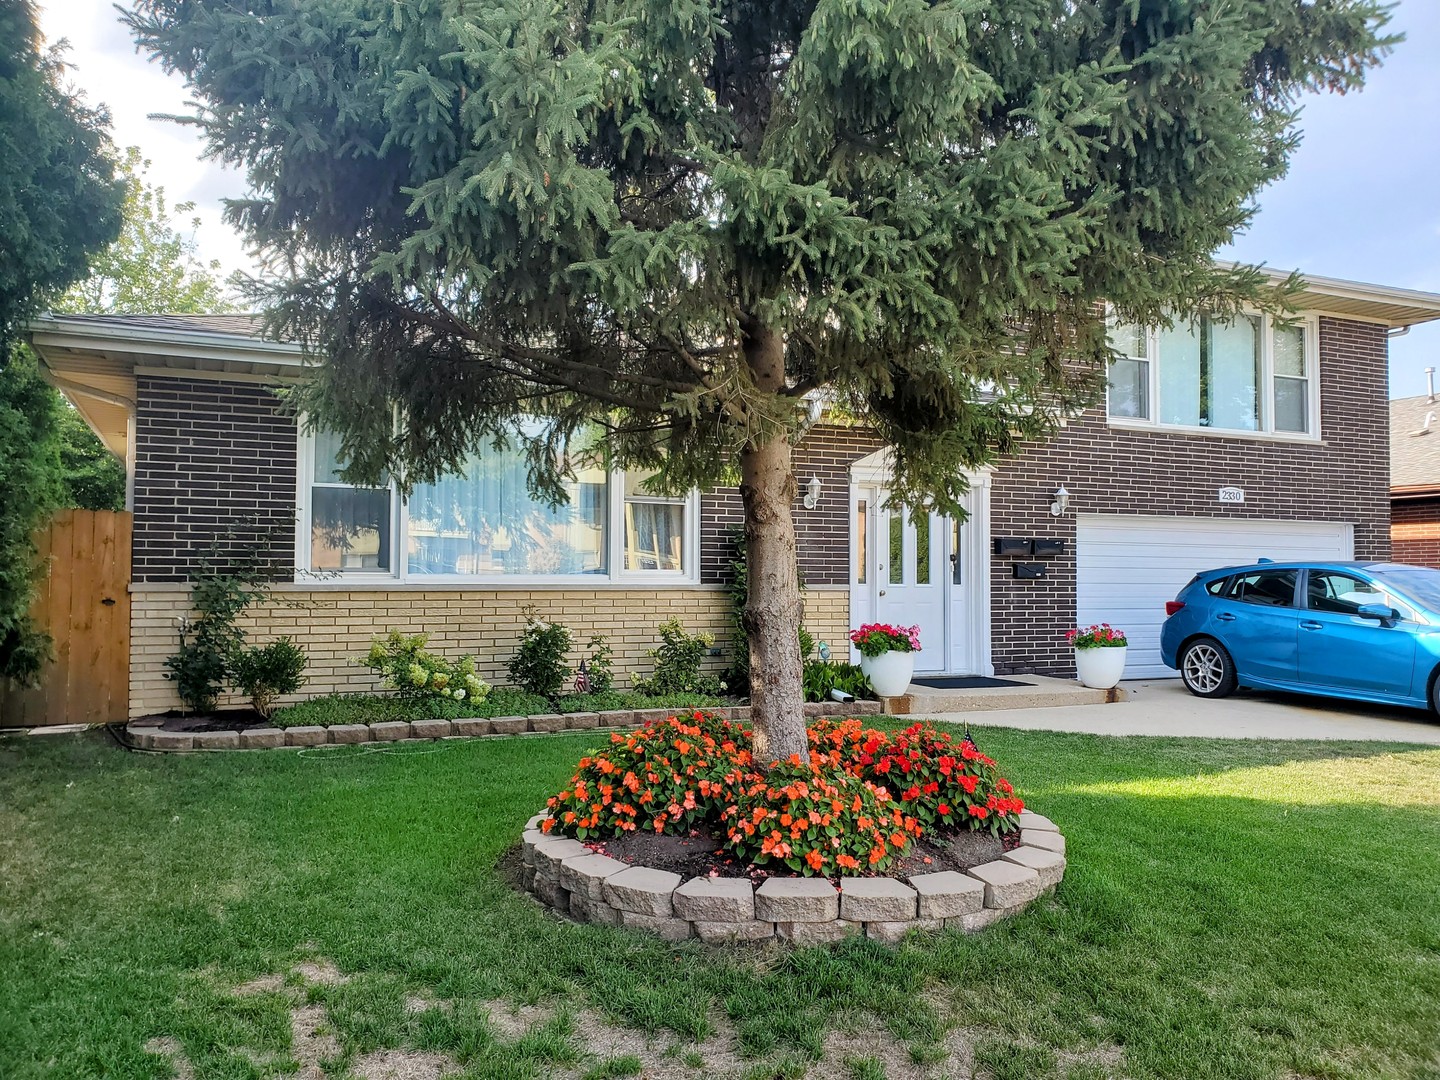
[877,502,946,672]
[849,479,990,675]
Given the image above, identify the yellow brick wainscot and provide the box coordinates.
[128,583,851,719]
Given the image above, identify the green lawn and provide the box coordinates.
[2,726,1438,1080]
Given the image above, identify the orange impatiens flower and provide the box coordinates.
[805,849,825,871]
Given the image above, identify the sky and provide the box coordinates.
[34,0,1440,400]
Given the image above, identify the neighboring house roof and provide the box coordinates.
[1390,393,1440,498]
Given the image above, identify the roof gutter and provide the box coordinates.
[26,314,307,364]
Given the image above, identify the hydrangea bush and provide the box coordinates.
[362,630,490,704]
[543,713,1025,875]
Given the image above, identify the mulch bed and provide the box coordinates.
[138,709,267,733]
[587,824,1020,886]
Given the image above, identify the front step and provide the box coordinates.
[888,674,1125,715]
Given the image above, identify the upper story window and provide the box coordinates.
[297,424,699,584]
[1106,312,1316,438]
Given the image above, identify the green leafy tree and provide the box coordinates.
[129,0,1392,761]
[0,2,123,683]
[54,407,125,511]
[38,148,240,513]
[0,1,123,343]
[56,146,236,317]
[0,352,65,683]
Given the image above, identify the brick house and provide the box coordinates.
[27,271,1440,718]
[1390,387,1440,568]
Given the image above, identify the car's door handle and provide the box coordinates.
[1216,612,1236,622]
[1301,621,1323,630]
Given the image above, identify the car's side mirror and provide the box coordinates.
[1357,603,1399,625]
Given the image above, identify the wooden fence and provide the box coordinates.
[0,510,132,727]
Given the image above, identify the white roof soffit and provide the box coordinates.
[1248,266,1440,329]
[26,314,306,378]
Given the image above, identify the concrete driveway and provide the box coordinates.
[915,678,1440,745]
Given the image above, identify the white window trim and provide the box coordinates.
[1105,311,1322,442]
[294,427,702,587]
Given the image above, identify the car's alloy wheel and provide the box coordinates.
[1180,637,1237,698]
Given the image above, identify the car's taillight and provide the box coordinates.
[1165,600,1186,617]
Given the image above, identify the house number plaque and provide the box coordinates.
[1218,486,1245,504]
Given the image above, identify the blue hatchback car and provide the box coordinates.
[1160,560,1440,714]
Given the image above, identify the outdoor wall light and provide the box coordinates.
[803,475,823,510]
[1049,485,1070,516]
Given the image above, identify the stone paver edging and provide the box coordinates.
[522,808,1065,945]
[124,700,881,751]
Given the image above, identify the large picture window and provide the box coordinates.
[298,425,698,583]
[1106,312,1317,437]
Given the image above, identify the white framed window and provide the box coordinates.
[299,429,398,578]
[296,424,700,585]
[1106,311,1319,439]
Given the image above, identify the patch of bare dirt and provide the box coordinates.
[350,1049,460,1079]
[142,1037,195,1080]
[291,1003,341,1080]
[234,973,287,995]
[295,958,348,986]
[558,1008,748,1079]
[481,1000,556,1040]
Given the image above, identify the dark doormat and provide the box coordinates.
[910,676,1033,690]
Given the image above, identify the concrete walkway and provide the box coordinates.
[904,678,1440,745]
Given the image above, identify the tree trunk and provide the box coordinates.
[739,323,808,765]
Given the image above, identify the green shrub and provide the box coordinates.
[580,634,614,693]
[802,660,871,703]
[553,689,727,714]
[508,614,572,699]
[230,637,307,719]
[271,687,554,728]
[165,570,263,713]
[361,631,490,704]
[634,618,722,697]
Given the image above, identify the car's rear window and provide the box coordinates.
[1205,576,1230,596]
[1227,568,1299,607]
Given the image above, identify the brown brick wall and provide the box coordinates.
[127,314,1389,680]
[133,376,297,582]
[988,315,1391,675]
[700,425,884,585]
[1391,497,1440,568]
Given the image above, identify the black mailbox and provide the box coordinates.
[993,537,1033,556]
[1012,562,1047,579]
[1033,538,1067,556]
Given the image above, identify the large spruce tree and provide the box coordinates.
[129,0,1391,762]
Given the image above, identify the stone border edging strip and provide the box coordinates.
[521,807,1066,945]
[123,701,883,752]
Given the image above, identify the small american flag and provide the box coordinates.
[574,659,591,694]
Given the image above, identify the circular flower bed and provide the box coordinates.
[542,713,1025,875]
[525,712,1065,944]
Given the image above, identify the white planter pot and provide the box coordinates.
[1074,645,1127,689]
[861,650,916,698]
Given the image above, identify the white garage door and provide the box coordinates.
[1076,515,1355,679]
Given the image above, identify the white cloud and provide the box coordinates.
[36,0,260,284]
